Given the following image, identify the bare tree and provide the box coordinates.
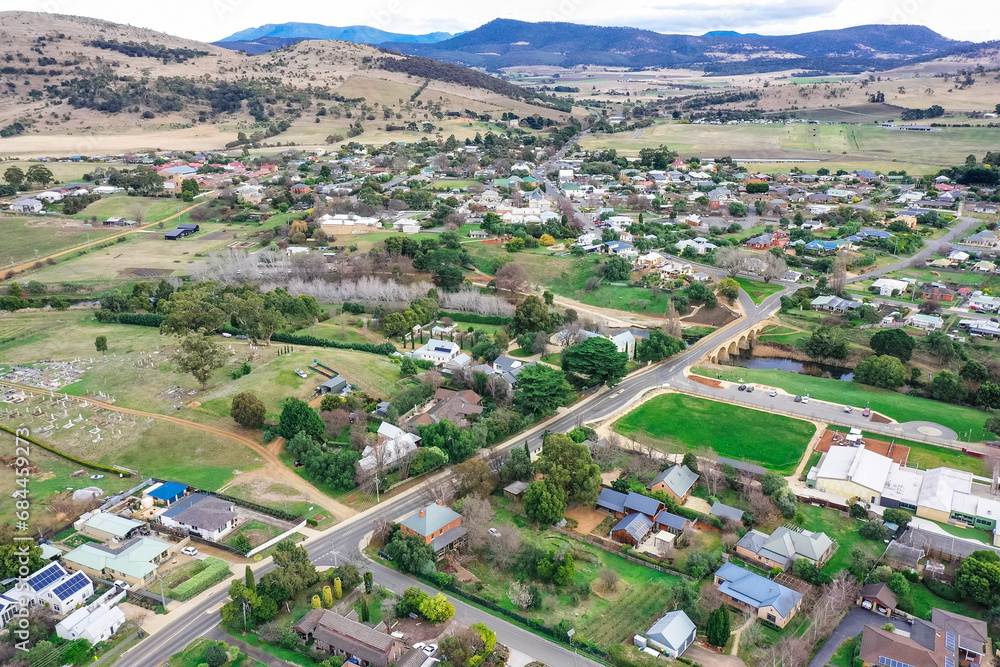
[663,300,683,339]
[657,538,676,561]
[486,526,522,570]
[396,450,416,480]
[702,462,724,496]
[126,203,146,223]
[760,253,788,284]
[372,517,392,545]
[485,374,513,407]
[423,370,443,391]
[598,568,621,592]
[495,262,529,294]
[748,485,776,523]
[290,251,329,281]
[715,246,751,277]
[831,250,848,295]
[419,477,455,506]
[462,495,494,549]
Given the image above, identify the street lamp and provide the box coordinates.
[567,628,577,667]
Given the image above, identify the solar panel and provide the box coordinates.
[945,633,956,651]
[27,563,64,591]
[51,572,90,601]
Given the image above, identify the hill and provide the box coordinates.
[0,11,571,155]
[385,19,968,72]
[215,22,454,53]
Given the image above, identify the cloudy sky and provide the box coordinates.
[3,0,997,42]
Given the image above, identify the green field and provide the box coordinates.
[67,195,186,222]
[614,393,816,474]
[735,277,784,305]
[693,366,991,438]
[580,121,996,174]
[0,216,117,267]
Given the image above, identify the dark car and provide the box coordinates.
[738,384,747,391]
[746,386,754,393]
[378,549,393,561]
[794,395,802,402]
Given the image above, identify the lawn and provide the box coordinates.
[222,480,337,530]
[67,195,185,222]
[0,216,117,267]
[792,504,867,575]
[692,366,992,439]
[909,580,983,620]
[615,393,816,474]
[828,636,858,667]
[734,277,784,305]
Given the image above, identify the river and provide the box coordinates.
[726,356,855,381]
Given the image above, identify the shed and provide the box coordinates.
[319,376,348,395]
[145,481,187,506]
[503,481,529,501]
[710,502,745,523]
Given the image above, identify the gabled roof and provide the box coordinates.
[294,609,398,667]
[655,510,691,531]
[650,465,699,498]
[743,527,833,567]
[612,513,653,542]
[859,582,897,609]
[647,610,695,653]
[859,624,942,667]
[932,608,988,654]
[147,481,187,501]
[84,512,144,538]
[715,563,802,617]
[710,502,744,522]
[624,491,662,517]
[63,537,170,580]
[400,503,461,537]
[597,488,628,514]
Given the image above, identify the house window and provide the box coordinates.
[766,614,777,623]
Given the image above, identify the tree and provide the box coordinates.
[495,262,528,294]
[419,419,477,463]
[729,201,748,217]
[126,203,146,224]
[961,360,990,384]
[364,571,373,594]
[419,593,456,622]
[636,330,683,363]
[279,398,325,440]
[604,255,633,282]
[25,164,54,188]
[706,605,731,648]
[956,550,1000,605]
[245,565,255,592]
[931,370,966,404]
[599,568,621,593]
[524,479,566,525]
[514,364,572,416]
[977,382,1000,410]
[385,531,434,573]
[323,584,335,607]
[761,471,787,496]
[500,446,533,484]
[801,328,848,360]
[205,644,228,667]
[534,432,602,504]
[453,459,495,498]
[328,564,362,594]
[859,520,888,541]
[3,166,24,189]
[882,508,912,529]
[562,336,628,387]
[869,329,915,362]
[854,355,906,389]
[511,295,550,334]
[505,237,525,252]
[718,277,740,303]
[760,253,787,284]
[172,331,226,388]
[94,335,108,352]
[508,580,533,609]
[0,541,43,579]
[231,392,266,430]
[922,331,957,363]
[887,573,911,597]
[715,246,750,277]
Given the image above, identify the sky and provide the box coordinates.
[2,0,997,43]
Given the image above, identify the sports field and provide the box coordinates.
[614,393,816,474]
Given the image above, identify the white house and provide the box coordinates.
[11,198,43,213]
[675,237,717,255]
[36,191,64,203]
[11,562,94,615]
[870,278,909,297]
[56,587,127,644]
[644,610,696,658]
[610,331,638,360]
[159,493,238,541]
[359,422,420,473]
[911,314,944,330]
[408,339,460,366]
[969,291,1000,312]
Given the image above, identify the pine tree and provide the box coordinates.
[706,605,731,647]
[360,595,370,623]
[322,585,334,608]
[364,571,374,594]
[244,565,255,592]
[334,577,343,599]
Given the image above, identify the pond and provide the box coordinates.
[727,356,854,381]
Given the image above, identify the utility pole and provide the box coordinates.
[568,628,577,667]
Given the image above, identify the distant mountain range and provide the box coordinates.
[383,19,968,73]
[214,22,454,54]
[216,18,973,74]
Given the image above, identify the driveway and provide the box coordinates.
[686,644,746,667]
[808,608,899,667]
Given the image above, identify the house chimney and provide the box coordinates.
[436,500,443,506]
[419,509,426,517]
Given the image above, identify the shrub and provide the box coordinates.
[168,557,231,601]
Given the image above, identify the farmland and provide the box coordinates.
[0,216,117,268]
[614,393,816,474]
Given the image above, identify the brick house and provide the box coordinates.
[648,465,699,503]
[399,502,466,553]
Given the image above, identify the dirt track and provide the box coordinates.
[1,381,356,521]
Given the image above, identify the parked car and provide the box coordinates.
[90,474,104,479]
[801,395,810,404]
[113,580,130,590]
[863,407,871,417]
[769,390,778,397]
[746,386,754,393]
[294,369,308,378]
[181,546,198,557]
[488,528,501,537]
[422,644,438,656]
[844,406,853,413]
[794,395,802,402]
[235,334,248,340]
[738,384,747,391]
[378,549,393,561]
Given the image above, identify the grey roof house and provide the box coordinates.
[649,464,699,501]
[736,527,835,570]
[645,610,696,657]
[710,502,745,523]
[714,562,803,627]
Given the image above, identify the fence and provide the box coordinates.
[549,525,695,580]
[247,519,307,557]
[860,322,907,330]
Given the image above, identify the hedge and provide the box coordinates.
[102,311,398,356]
[205,489,303,523]
[439,311,512,326]
[167,556,231,601]
[0,425,131,476]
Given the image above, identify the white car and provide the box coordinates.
[801,395,810,404]
[181,546,199,557]
[769,390,777,397]
[422,643,438,656]
[90,474,105,479]
[113,579,130,590]
[294,369,308,378]
[488,527,501,537]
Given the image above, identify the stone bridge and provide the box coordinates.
[702,323,768,364]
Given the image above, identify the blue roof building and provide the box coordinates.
[654,510,692,534]
[146,482,187,505]
[597,488,628,514]
[714,563,803,627]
